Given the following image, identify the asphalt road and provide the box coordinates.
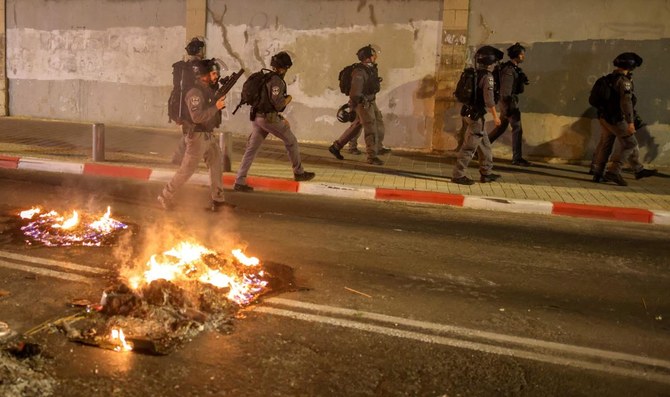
[0,169,668,396]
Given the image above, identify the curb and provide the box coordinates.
[6,156,669,226]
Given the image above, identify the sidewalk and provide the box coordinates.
[0,117,669,225]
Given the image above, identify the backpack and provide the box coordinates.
[167,61,196,124]
[233,68,275,114]
[589,73,619,110]
[454,67,477,105]
[338,63,366,95]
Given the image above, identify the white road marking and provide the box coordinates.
[0,250,108,274]
[0,259,95,284]
[258,298,670,384]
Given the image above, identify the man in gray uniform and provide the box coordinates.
[591,52,656,186]
[452,46,503,185]
[171,37,206,165]
[488,43,531,166]
[233,52,315,192]
[158,59,231,211]
[328,45,387,165]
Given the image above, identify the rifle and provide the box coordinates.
[214,68,244,101]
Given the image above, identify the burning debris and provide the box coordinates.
[16,206,128,247]
[58,241,284,355]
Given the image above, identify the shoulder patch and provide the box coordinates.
[623,81,632,92]
[271,86,281,97]
[487,76,494,88]
[189,96,201,107]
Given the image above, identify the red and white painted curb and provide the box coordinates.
[2,154,668,225]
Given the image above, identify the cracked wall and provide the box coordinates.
[5,0,670,165]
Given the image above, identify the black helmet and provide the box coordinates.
[207,58,227,72]
[475,46,504,66]
[476,46,504,66]
[185,37,205,56]
[271,51,293,69]
[507,43,526,59]
[356,44,377,61]
[613,52,643,70]
[191,60,210,77]
[336,103,357,123]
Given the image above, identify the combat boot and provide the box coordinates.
[634,168,658,180]
[480,173,501,183]
[367,157,384,165]
[328,144,344,160]
[234,183,254,192]
[294,171,316,182]
[603,171,628,186]
[452,176,475,185]
[209,200,236,212]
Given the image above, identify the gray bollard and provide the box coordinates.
[92,123,105,162]
[220,131,232,172]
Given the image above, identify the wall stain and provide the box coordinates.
[208,6,247,75]
[357,0,367,13]
[369,5,377,26]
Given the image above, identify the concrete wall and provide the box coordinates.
[5,0,670,166]
[436,0,670,165]
[6,0,186,125]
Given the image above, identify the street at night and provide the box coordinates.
[0,169,668,396]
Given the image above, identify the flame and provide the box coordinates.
[20,207,41,219]
[18,206,127,246]
[130,242,268,305]
[58,211,80,230]
[232,249,260,266]
[111,328,133,352]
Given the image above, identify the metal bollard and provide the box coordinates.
[92,123,105,162]
[220,131,232,172]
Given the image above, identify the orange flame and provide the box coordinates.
[111,328,133,352]
[129,242,267,305]
[59,211,80,230]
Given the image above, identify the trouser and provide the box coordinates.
[590,126,616,172]
[162,131,225,203]
[488,107,523,162]
[452,116,493,179]
[352,100,385,160]
[455,117,467,151]
[171,134,187,164]
[592,118,643,175]
[235,113,304,185]
[334,119,362,150]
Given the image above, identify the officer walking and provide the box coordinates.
[233,51,315,192]
[591,52,656,186]
[328,45,389,165]
[488,43,531,166]
[157,59,232,211]
[171,37,206,165]
[451,46,503,185]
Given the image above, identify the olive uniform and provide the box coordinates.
[160,80,226,207]
[452,69,496,180]
[488,60,528,164]
[235,73,308,186]
[591,72,644,182]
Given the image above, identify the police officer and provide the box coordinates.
[452,46,503,185]
[328,45,388,165]
[233,51,315,192]
[158,59,232,211]
[592,52,656,186]
[488,43,531,166]
[171,37,206,165]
